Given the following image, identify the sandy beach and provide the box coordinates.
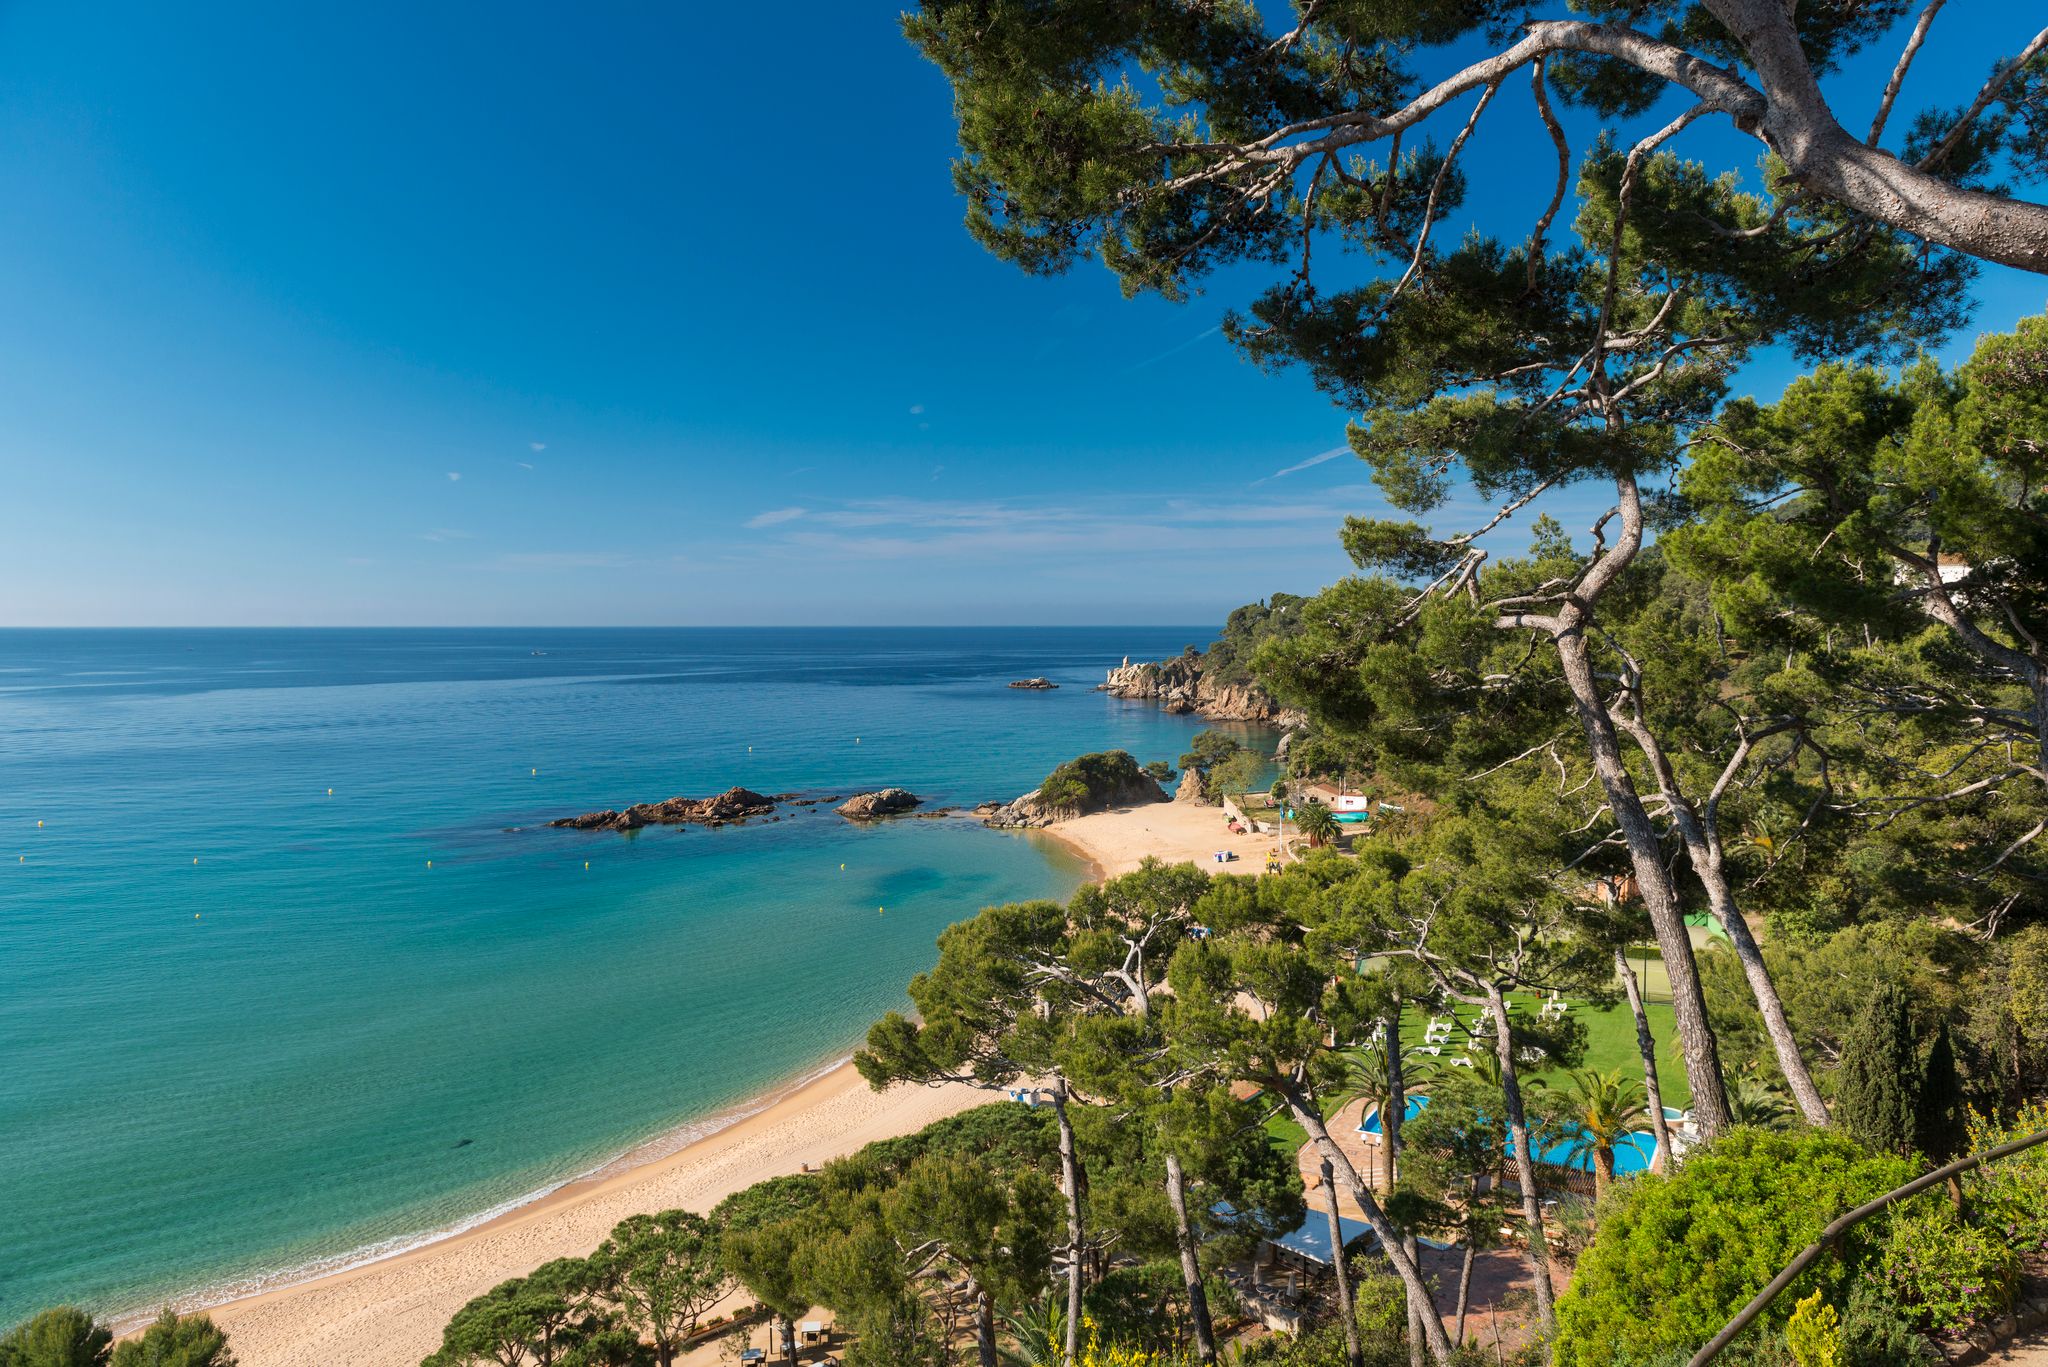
[206,1064,983,1367]
[194,800,1243,1367]
[1044,795,1281,877]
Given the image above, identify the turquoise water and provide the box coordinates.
[0,628,1225,1325]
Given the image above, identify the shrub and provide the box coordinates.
[1550,1129,1914,1367]
[1966,1102,2048,1257]
[1877,1196,2019,1331]
[1785,1292,1841,1367]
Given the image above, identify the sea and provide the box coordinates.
[0,627,1243,1327]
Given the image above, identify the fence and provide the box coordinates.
[1688,1127,2048,1365]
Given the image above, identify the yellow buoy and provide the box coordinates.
[878,906,885,915]
[327,788,333,796]
[194,913,201,920]
[531,768,537,776]
[37,820,43,828]
[840,863,846,871]
[192,858,199,865]
[427,860,433,868]
[584,861,590,869]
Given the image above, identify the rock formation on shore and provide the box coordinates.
[836,788,923,819]
[1007,677,1058,690]
[1174,765,1208,804]
[550,787,777,831]
[984,750,1168,829]
[1098,653,1301,725]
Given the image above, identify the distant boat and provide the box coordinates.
[530,650,547,656]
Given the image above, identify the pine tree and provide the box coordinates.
[1835,984,1920,1156]
[1915,1021,1966,1165]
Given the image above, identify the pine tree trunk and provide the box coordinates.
[1453,1179,1479,1345]
[975,1286,999,1367]
[1280,1083,1455,1362]
[1164,1152,1218,1364]
[1624,727,1832,1127]
[1615,948,1674,1172]
[1051,1082,1085,1367]
[1485,984,1555,1334]
[1535,481,1731,1135]
[1322,1157,1365,1367]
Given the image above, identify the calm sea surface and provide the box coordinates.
[0,628,1228,1324]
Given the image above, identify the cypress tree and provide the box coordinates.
[1835,984,1920,1156]
[1915,1021,1966,1165]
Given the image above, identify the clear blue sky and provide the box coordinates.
[2,3,2042,626]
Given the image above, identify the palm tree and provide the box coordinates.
[1555,1069,1649,1203]
[1728,1072,1797,1131]
[997,1293,1064,1367]
[1295,802,1341,849]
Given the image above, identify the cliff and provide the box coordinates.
[1098,653,1301,725]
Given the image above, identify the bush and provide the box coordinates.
[1877,1197,2019,1331]
[1551,1129,1914,1367]
[1039,750,1150,812]
[1966,1102,2048,1257]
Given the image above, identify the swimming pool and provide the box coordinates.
[1359,1096,1661,1175]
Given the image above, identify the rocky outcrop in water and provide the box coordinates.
[837,788,923,819]
[1098,655,1301,725]
[984,750,1168,829]
[1008,677,1058,690]
[550,786,777,831]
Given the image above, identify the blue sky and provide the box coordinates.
[1,3,2042,627]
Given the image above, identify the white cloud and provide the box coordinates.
[516,461,535,470]
[744,506,809,529]
[908,404,925,415]
[529,441,546,452]
[420,528,475,543]
[446,471,462,482]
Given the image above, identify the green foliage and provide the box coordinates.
[1965,1102,2048,1261]
[1176,731,1244,783]
[1200,595,1308,686]
[1784,1292,1840,1367]
[0,1309,112,1367]
[592,1211,727,1364]
[1876,1197,2019,1331]
[1038,750,1153,812]
[1551,1129,1915,1367]
[109,1312,234,1367]
[1293,802,1341,847]
[1834,984,1920,1157]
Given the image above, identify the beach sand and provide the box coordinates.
[207,1064,982,1367]
[1044,797,1281,877]
[198,800,1255,1366]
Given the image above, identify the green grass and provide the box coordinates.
[1397,991,1691,1110]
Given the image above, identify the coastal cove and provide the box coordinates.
[0,628,1253,1333]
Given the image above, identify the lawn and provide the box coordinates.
[1397,991,1691,1110]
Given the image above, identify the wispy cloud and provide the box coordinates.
[1122,323,1222,375]
[745,506,809,529]
[515,461,535,470]
[446,471,462,482]
[761,492,1365,561]
[1252,445,1350,485]
[529,441,546,453]
[908,403,925,415]
[419,528,475,543]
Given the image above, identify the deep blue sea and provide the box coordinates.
[0,628,1236,1325]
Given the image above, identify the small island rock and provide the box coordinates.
[836,788,923,820]
[1007,677,1059,690]
[551,786,777,832]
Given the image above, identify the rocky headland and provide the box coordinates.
[550,786,778,831]
[982,749,1168,829]
[1098,652,1302,725]
[836,788,923,820]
